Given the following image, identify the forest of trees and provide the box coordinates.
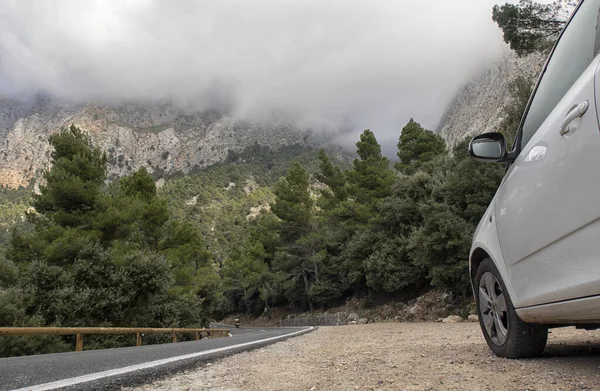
[217,70,534,315]
[0,126,215,356]
[222,124,503,314]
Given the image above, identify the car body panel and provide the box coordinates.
[470,203,520,307]
[517,294,600,323]
[492,55,600,308]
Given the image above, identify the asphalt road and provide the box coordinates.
[0,324,313,391]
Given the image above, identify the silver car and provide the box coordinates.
[468,0,600,358]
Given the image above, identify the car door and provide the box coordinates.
[494,0,600,308]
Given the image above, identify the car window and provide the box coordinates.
[520,0,600,149]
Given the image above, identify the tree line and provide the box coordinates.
[223,123,501,314]
[220,73,535,316]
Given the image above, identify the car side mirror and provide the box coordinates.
[469,133,507,162]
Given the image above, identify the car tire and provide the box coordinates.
[474,258,548,358]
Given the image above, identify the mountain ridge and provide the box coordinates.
[0,98,329,189]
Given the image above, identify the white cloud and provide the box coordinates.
[0,0,509,154]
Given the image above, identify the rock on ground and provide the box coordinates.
[442,315,463,323]
[124,323,600,391]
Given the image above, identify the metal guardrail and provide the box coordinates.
[0,327,230,352]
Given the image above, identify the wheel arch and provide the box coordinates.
[470,248,491,280]
[469,241,520,307]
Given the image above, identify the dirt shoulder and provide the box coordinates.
[125,323,600,391]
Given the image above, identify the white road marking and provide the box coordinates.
[11,327,314,391]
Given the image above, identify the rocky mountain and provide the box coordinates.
[0,97,323,189]
[0,51,549,190]
[437,51,545,146]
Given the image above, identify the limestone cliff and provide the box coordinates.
[0,98,321,188]
[437,51,546,147]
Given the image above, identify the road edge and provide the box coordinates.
[11,327,316,391]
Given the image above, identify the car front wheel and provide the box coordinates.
[475,258,548,358]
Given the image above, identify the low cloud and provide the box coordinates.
[0,0,509,154]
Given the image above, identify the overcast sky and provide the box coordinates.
[0,0,511,153]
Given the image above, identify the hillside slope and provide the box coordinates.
[161,143,327,263]
[0,142,336,266]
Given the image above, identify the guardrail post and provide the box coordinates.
[76,334,83,352]
[0,327,229,352]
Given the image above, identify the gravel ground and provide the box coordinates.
[124,323,600,391]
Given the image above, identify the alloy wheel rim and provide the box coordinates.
[479,272,508,346]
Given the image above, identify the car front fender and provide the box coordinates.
[470,202,522,308]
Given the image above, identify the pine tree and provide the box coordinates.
[316,149,346,203]
[222,241,271,314]
[332,130,396,294]
[407,202,473,295]
[119,167,157,202]
[272,162,313,242]
[271,162,320,310]
[34,125,106,225]
[396,119,446,175]
[347,129,395,206]
[11,125,107,265]
[492,0,574,56]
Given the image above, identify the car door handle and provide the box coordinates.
[560,100,589,136]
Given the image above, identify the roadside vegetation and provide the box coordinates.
[0,126,213,356]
